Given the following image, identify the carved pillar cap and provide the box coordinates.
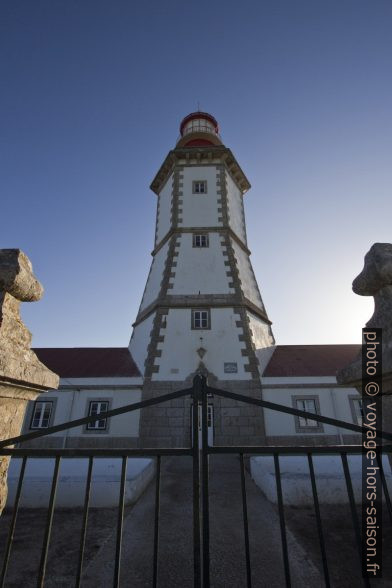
[0,249,59,393]
[0,249,44,302]
[337,243,392,392]
[352,243,392,296]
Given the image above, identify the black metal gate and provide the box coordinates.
[0,375,391,587]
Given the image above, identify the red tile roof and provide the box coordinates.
[34,348,141,378]
[263,344,361,377]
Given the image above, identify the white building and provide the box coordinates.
[23,348,143,448]
[21,112,362,448]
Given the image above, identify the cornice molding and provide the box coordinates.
[133,294,272,328]
[150,146,251,195]
[151,226,251,257]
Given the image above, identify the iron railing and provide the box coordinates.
[0,375,391,587]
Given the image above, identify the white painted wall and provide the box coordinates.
[231,240,263,308]
[226,172,247,244]
[153,308,252,381]
[171,233,232,295]
[139,241,168,311]
[156,173,173,244]
[66,388,141,437]
[255,345,276,375]
[180,166,221,227]
[23,385,142,439]
[261,381,361,438]
[22,391,73,440]
[6,457,154,508]
[250,455,392,505]
[129,312,155,374]
[247,312,274,349]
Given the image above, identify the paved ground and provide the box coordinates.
[1,455,392,587]
[82,455,322,588]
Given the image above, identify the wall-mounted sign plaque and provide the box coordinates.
[224,362,238,373]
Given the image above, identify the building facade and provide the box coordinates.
[19,113,362,449]
[129,112,274,446]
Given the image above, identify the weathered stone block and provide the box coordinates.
[0,250,59,514]
[168,408,184,418]
[239,426,255,437]
[221,408,241,418]
[169,417,184,427]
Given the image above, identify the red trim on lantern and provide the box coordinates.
[180,112,219,136]
[183,138,215,147]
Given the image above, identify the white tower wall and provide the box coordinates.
[231,240,265,309]
[129,112,275,446]
[139,241,169,312]
[226,173,247,244]
[129,313,155,374]
[155,173,173,244]
[180,166,222,227]
[170,233,233,295]
[154,308,251,381]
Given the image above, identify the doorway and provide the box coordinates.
[191,403,214,446]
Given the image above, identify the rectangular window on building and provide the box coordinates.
[193,234,209,248]
[30,401,53,429]
[292,396,323,432]
[87,400,109,431]
[192,309,210,329]
[349,396,364,426]
[192,180,207,194]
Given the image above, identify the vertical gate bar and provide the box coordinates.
[307,454,330,588]
[341,453,370,588]
[114,456,127,588]
[376,452,392,525]
[192,383,201,587]
[0,456,27,587]
[201,384,210,588]
[240,453,252,588]
[75,456,94,587]
[152,455,161,588]
[274,454,291,588]
[37,456,61,588]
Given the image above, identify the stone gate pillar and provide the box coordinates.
[337,243,392,433]
[0,249,59,513]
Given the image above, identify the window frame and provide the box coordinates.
[191,308,211,330]
[349,395,364,426]
[85,399,111,433]
[292,395,324,433]
[192,233,209,248]
[192,180,207,195]
[29,399,56,430]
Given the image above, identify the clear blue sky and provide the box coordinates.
[1,1,391,348]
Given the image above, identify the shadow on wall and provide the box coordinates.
[250,455,392,505]
[6,458,154,508]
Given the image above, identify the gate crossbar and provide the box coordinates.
[0,375,391,588]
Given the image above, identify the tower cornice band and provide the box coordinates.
[151,226,252,257]
[150,146,251,196]
[132,294,272,328]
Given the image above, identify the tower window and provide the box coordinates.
[192,309,210,330]
[86,400,110,431]
[193,234,209,248]
[193,181,207,194]
[30,400,54,429]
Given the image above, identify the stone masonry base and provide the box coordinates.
[138,379,266,448]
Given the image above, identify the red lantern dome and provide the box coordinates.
[176,112,222,147]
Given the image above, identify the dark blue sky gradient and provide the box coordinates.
[1,1,391,347]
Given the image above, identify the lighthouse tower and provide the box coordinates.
[129,112,275,446]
